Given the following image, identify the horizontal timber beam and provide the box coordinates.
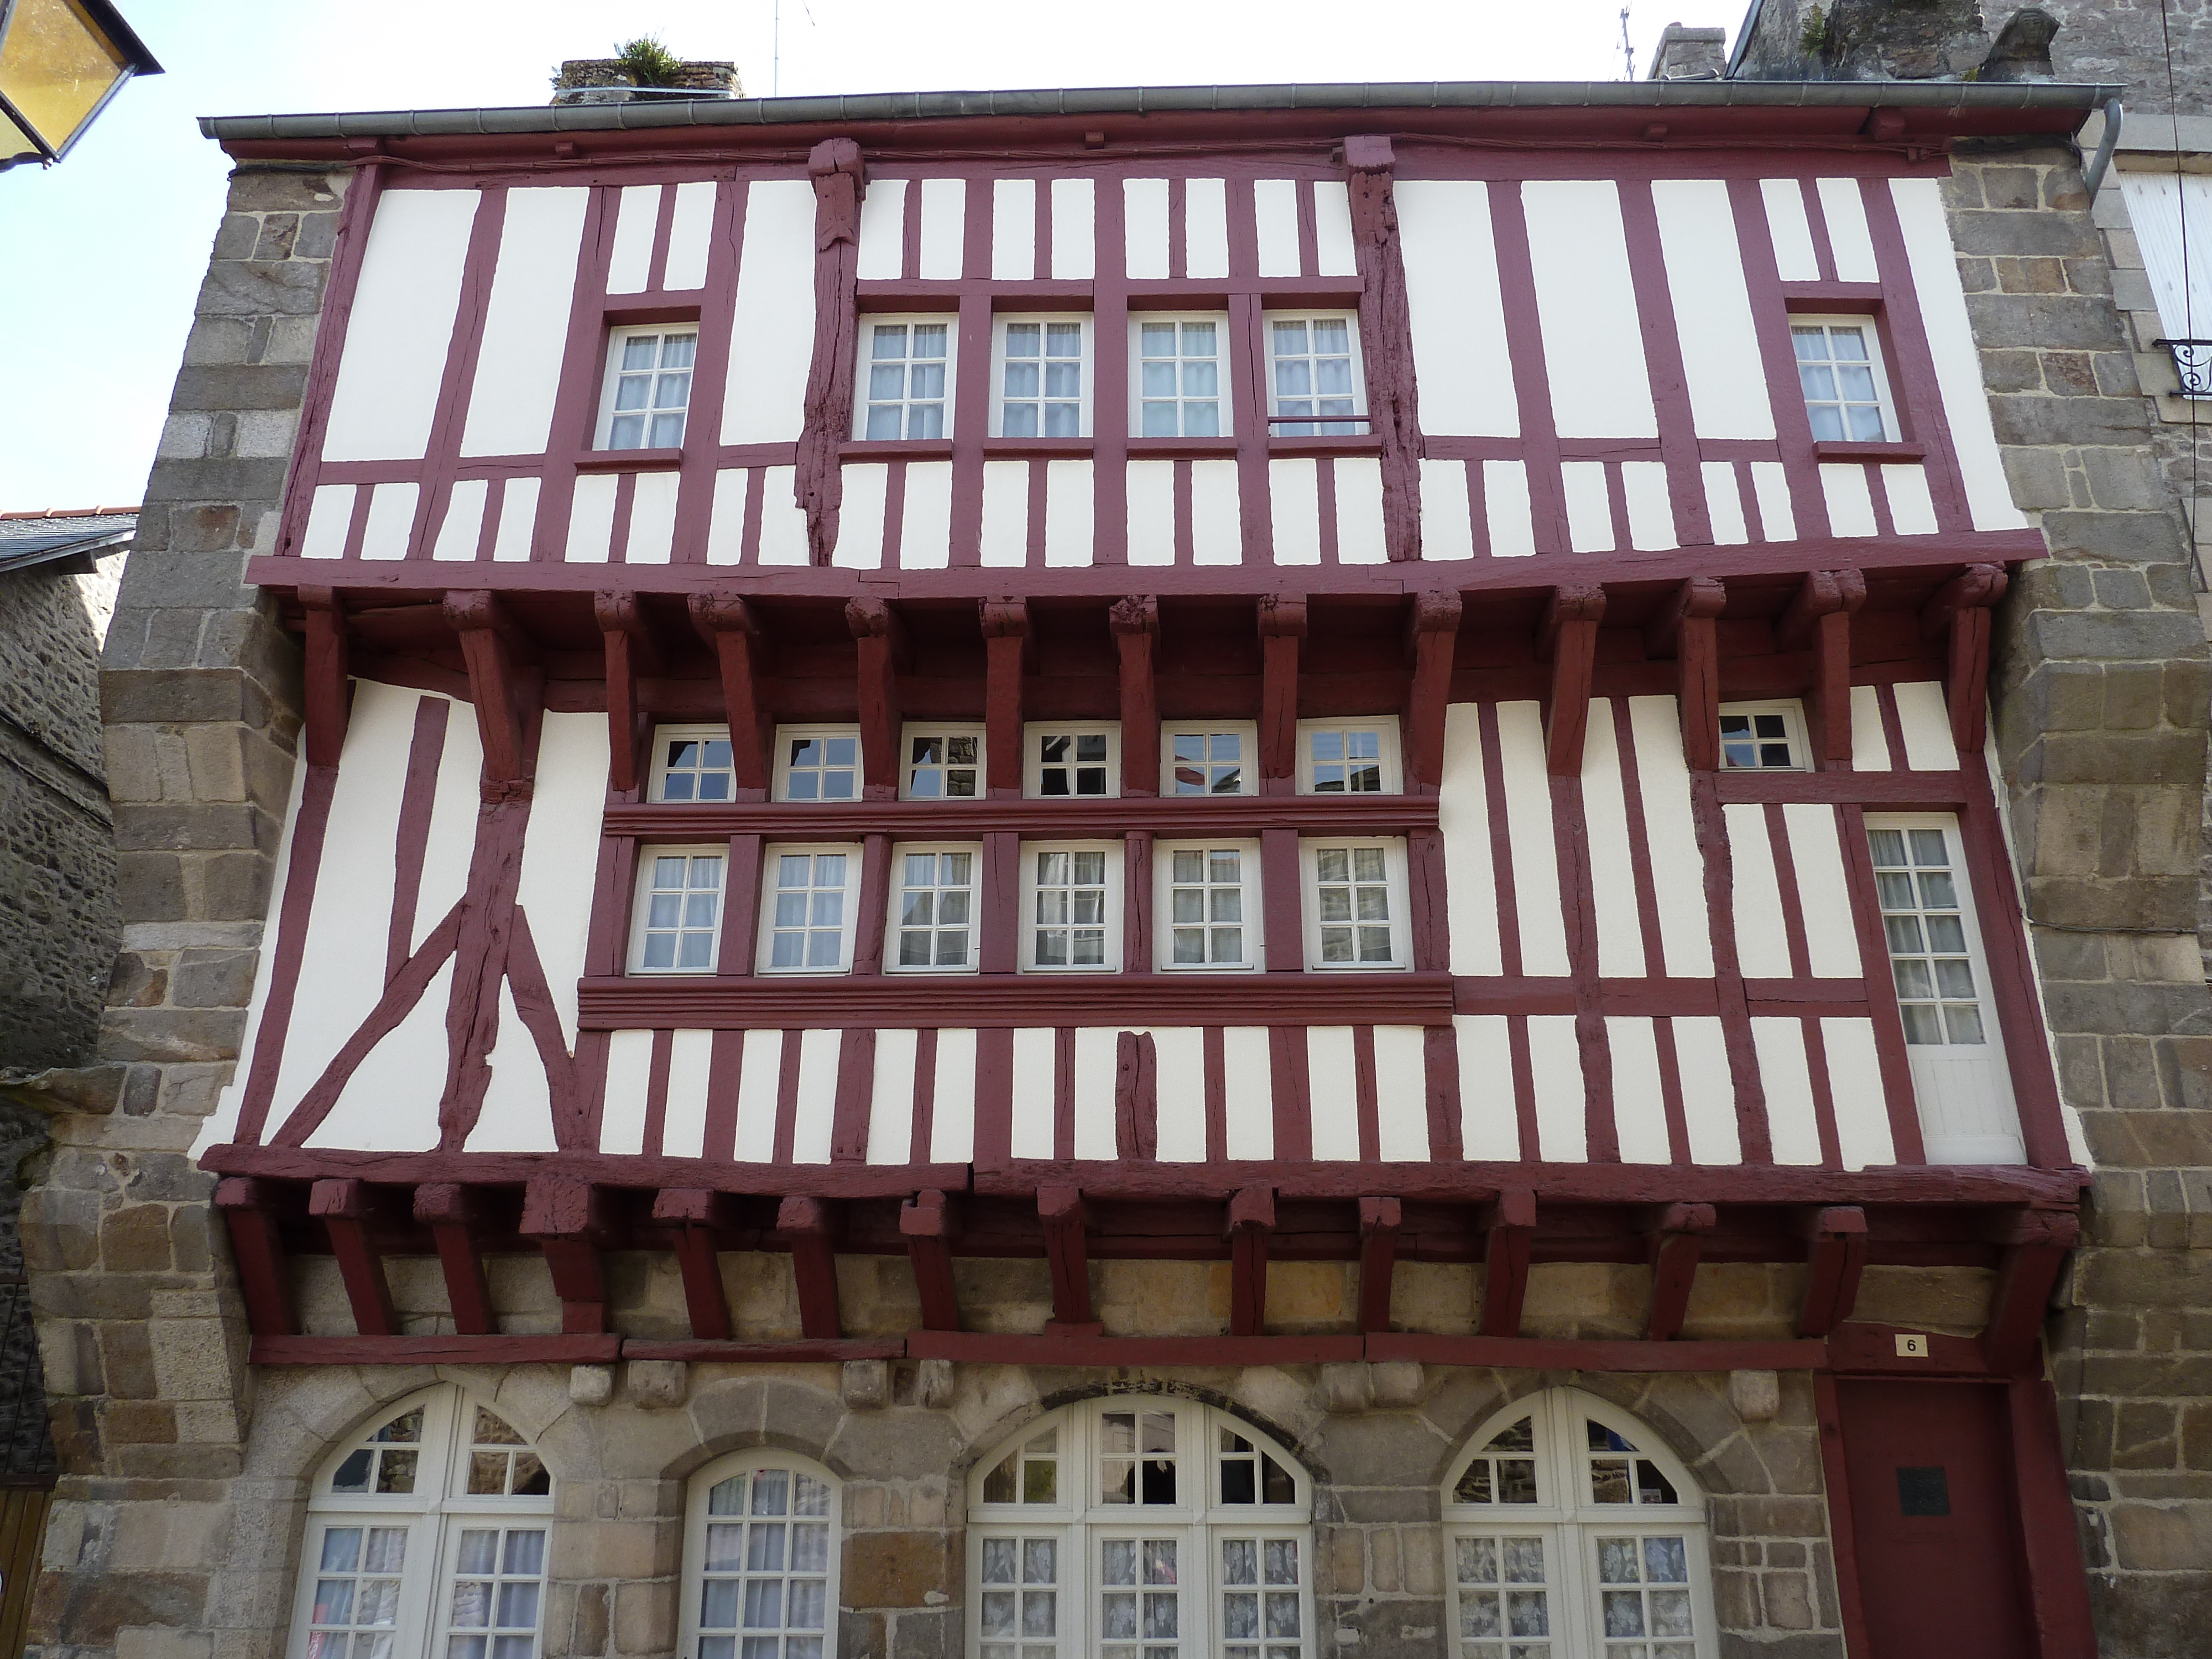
[602,796,1439,838]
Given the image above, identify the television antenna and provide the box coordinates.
[1619,3,1636,77]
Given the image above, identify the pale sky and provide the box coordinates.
[0,0,1739,510]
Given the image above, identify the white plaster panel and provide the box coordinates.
[979,459,1029,566]
[1850,685,1892,771]
[1151,1028,1207,1162]
[301,484,354,559]
[360,483,418,561]
[1269,459,1322,565]
[1724,802,1793,978]
[1418,458,1475,560]
[565,473,617,562]
[722,180,816,444]
[1652,178,1776,440]
[857,178,907,279]
[1759,179,1819,281]
[1051,178,1095,280]
[1044,460,1094,566]
[1753,1017,1823,1165]
[791,1029,842,1164]
[1783,804,1863,979]
[598,1029,655,1155]
[516,711,606,1045]
[1011,1027,1056,1158]
[1190,459,1241,565]
[461,186,588,457]
[1883,463,1938,535]
[1749,461,1796,541]
[758,465,810,565]
[1334,457,1387,564]
[1673,1016,1739,1162]
[1222,1026,1272,1157]
[1441,703,1503,976]
[432,479,486,561]
[1702,462,1749,545]
[732,1029,784,1163]
[1313,181,1357,277]
[1528,1015,1586,1161]
[492,478,539,561]
[1816,177,1880,282]
[1185,179,1230,279]
[1608,1016,1671,1164]
[919,178,966,279]
[413,695,481,956]
[1127,458,1176,565]
[1821,1016,1895,1171]
[664,180,717,289]
[324,189,479,463]
[624,470,680,565]
[707,469,747,565]
[1074,1027,1119,1160]
[992,179,1036,279]
[1894,680,1956,769]
[305,959,451,1153]
[1485,460,1536,557]
[1580,700,1646,977]
[1394,180,1518,437]
[664,1030,714,1159]
[1562,461,1613,554]
[1497,701,1571,975]
[1255,179,1301,276]
[1623,462,1674,551]
[1820,463,1878,538]
[1628,696,1713,978]
[1124,178,1170,279]
[1455,1015,1519,1160]
[931,1029,978,1162]
[833,463,890,569]
[1373,1026,1431,1161]
[1892,176,2030,529]
[606,184,659,293]
[1525,180,1656,439]
[901,460,954,568]
[1306,1026,1361,1160]
[866,1029,920,1164]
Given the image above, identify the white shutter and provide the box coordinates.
[2119,170,2212,340]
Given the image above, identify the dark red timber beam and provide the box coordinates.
[846,597,907,800]
[1777,569,1866,764]
[1227,1185,1275,1337]
[2006,1375,2101,1656]
[1258,596,1308,974]
[1797,1204,1869,1338]
[1983,1207,2080,1374]
[1111,596,1161,799]
[443,589,536,784]
[1645,1201,1716,1342]
[1342,134,1423,562]
[214,1176,299,1337]
[901,1188,962,1332]
[1039,1186,1093,1327]
[687,593,771,798]
[521,1176,613,1334]
[1922,562,2007,754]
[799,137,865,565]
[1358,1197,1402,1333]
[309,1178,398,1337]
[777,1195,844,1339]
[595,591,662,793]
[1402,592,1462,789]
[1480,1187,1537,1337]
[981,599,1030,799]
[1644,577,1724,771]
[1540,585,1605,776]
[654,1187,737,1340]
[298,586,351,765]
[413,1182,494,1336]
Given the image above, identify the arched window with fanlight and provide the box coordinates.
[966,1396,1312,1659]
[1443,1388,1717,1659]
[679,1453,839,1659]
[291,1387,554,1659]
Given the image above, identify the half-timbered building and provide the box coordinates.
[35,62,2200,1659]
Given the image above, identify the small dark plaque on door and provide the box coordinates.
[1897,1465,1950,1516]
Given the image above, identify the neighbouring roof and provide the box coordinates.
[0,508,137,578]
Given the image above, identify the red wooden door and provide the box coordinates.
[1834,1380,2032,1659]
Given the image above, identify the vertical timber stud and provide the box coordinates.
[901,1190,962,1331]
[1777,570,1866,764]
[1039,1186,1093,1328]
[687,593,771,798]
[2006,1376,2100,1658]
[1342,135,1423,561]
[299,586,351,766]
[1645,1202,1715,1342]
[1402,592,1462,790]
[1227,1186,1275,1337]
[1797,1205,1867,1338]
[310,1178,398,1338]
[213,1177,298,1337]
[1984,1208,2080,1374]
[1358,1197,1402,1333]
[777,1196,843,1339]
[653,1188,735,1340]
[1112,596,1161,796]
[982,600,1031,799]
[413,1182,494,1336]
[1644,578,1725,771]
[799,138,865,565]
[1922,564,2007,754]
[594,590,661,793]
[1480,1188,1536,1337]
[1540,586,1606,776]
[846,597,907,801]
[521,1176,613,1335]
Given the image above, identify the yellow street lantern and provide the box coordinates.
[0,0,159,169]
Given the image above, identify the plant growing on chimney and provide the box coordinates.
[613,34,685,87]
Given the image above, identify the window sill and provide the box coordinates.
[982,437,1094,458]
[840,439,957,460]
[1128,436,1238,459]
[577,447,686,472]
[1812,440,1926,462]
[1271,433,1383,457]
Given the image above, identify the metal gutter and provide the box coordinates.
[197,77,2122,143]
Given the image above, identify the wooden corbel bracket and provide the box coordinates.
[215,1176,300,1337]
[776,1195,843,1339]
[1039,1186,1092,1328]
[443,589,538,786]
[1540,585,1608,776]
[594,591,665,792]
[520,1176,614,1335]
[1921,564,2008,756]
[1644,578,1726,771]
[1983,1206,2079,1374]
[1404,592,1463,790]
[686,592,770,797]
[1797,1204,1868,1338]
[1480,1188,1537,1337]
[299,587,352,768]
[1358,1196,1403,1334]
[981,599,1032,797]
[413,1182,494,1336]
[1646,1201,1717,1342]
[846,597,909,800]
[1778,570,1867,764]
[1111,597,1162,797]
[310,1177,399,1338]
[1258,597,1310,787]
[654,1188,738,1340]
[1226,1185,1276,1338]
[901,1189,963,1332]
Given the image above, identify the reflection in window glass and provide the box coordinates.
[1313,847,1394,965]
[781,734,859,801]
[1168,731,1245,795]
[1870,825,1985,1046]
[1306,728,1385,794]
[306,1525,409,1659]
[444,1527,547,1659]
[637,854,724,972]
[1168,848,1248,967]
[895,850,977,970]
[766,853,850,971]
[1036,733,1110,797]
[697,1468,833,1659]
[1032,851,1108,968]
[658,734,735,802]
[906,732,981,799]
[1269,317,1360,435]
[1719,712,1797,771]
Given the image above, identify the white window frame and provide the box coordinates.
[1300,837,1411,972]
[1788,314,1900,442]
[887,842,984,974]
[1295,716,1402,796]
[899,723,988,802]
[773,724,864,803]
[1155,840,1264,973]
[854,314,957,441]
[649,723,739,804]
[679,1452,841,1659]
[289,1386,555,1659]
[756,843,864,975]
[1024,722,1121,800]
[1262,311,1366,437]
[1160,721,1259,797]
[628,845,729,974]
[1019,841,1124,973]
[1443,1387,1717,1659]
[991,314,1093,438]
[594,322,698,451]
[1865,812,2023,1164]
[967,1397,1313,1659]
[1128,312,1233,438]
[1716,701,1812,774]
